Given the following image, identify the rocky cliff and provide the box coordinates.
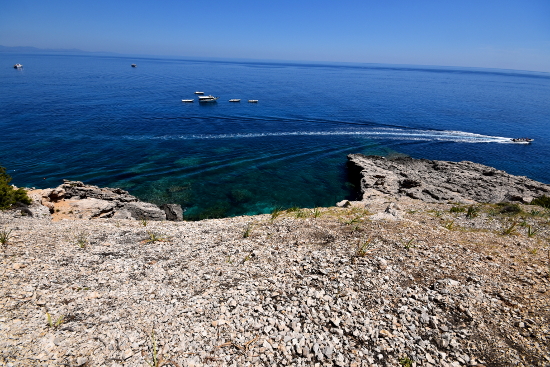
[347,154,550,204]
[25,180,183,221]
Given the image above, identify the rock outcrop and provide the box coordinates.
[348,154,550,204]
[26,180,182,221]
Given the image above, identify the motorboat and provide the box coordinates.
[194,91,204,95]
[248,100,258,103]
[229,99,241,102]
[13,63,23,69]
[510,138,534,144]
[131,64,137,68]
[198,95,219,103]
[181,99,194,103]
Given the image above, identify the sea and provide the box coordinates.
[1,53,549,219]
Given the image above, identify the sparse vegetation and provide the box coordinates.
[443,220,455,230]
[270,207,284,222]
[75,232,88,248]
[0,228,12,246]
[498,203,522,215]
[530,195,550,209]
[466,205,479,219]
[503,220,518,235]
[142,330,178,367]
[313,207,322,218]
[403,238,415,250]
[527,225,539,238]
[355,239,373,257]
[399,356,414,367]
[450,206,466,214]
[145,232,165,243]
[46,313,64,329]
[243,222,254,238]
[0,165,32,210]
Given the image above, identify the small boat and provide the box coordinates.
[510,138,534,144]
[248,100,258,103]
[194,91,204,95]
[131,64,137,68]
[13,63,23,69]
[181,99,194,103]
[198,95,219,103]
[229,99,241,102]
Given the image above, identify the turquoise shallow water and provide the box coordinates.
[1,53,550,219]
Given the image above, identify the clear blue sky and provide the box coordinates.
[1,0,549,72]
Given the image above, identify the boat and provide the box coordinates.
[181,99,194,103]
[131,64,137,68]
[510,138,534,144]
[198,95,219,103]
[13,64,23,69]
[229,99,241,102]
[194,91,204,95]
[248,100,258,103]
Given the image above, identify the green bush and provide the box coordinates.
[0,165,32,210]
[497,202,522,215]
[530,195,550,209]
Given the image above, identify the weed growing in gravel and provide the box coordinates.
[270,207,284,222]
[403,238,416,250]
[443,220,455,230]
[46,313,64,329]
[286,206,300,213]
[142,330,178,367]
[450,206,466,214]
[0,228,12,246]
[527,225,539,238]
[399,356,414,367]
[243,222,254,238]
[428,209,443,217]
[295,209,308,218]
[145,232,165,243]
[355,239,373,257]
[140,217,148,227]
[75,232,88,249]
[503,220,518,235]
[466,205,480,219]
[313,207,322,218]
[530,195,550,209]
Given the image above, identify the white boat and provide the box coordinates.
[198,95,219,103]
[248,100,258,103]
[510,138,534,144]
[229,99,241,102]
[131,64,137,68]
[181,99,194,103]
[13,63,23,69]
[194,91,204,95]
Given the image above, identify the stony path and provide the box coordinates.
[1,199,549,366]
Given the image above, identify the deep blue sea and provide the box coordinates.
[1,53,549,219]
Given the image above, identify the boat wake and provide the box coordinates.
[122,128,515,144]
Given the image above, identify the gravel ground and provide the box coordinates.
[1,198,549,367]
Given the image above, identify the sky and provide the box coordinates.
[1,0,549,72]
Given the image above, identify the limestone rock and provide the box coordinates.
[348,154,550,204]
[161,204,184,221]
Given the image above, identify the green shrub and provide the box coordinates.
[450,206,465,213]
[530,195,550,209]
[0,165,32,210]
[498,203,522,215]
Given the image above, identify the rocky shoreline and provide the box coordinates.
[1,156,549,366]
